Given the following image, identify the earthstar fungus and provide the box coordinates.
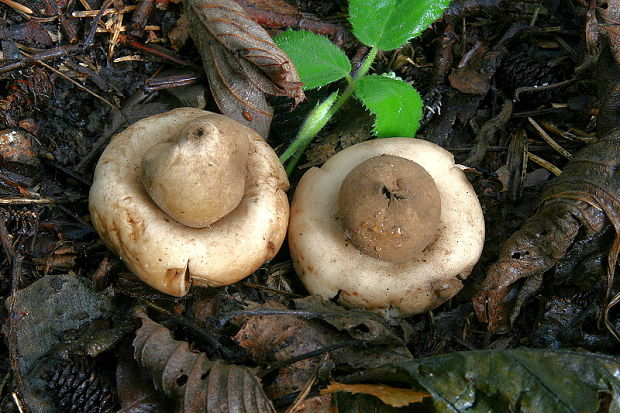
[89,108,290,296]
[288,138,485,316]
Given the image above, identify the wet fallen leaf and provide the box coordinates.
[133,308,275,413]
[448,42,501,95]
[233,301,337,402]
[473,129,620,333]
[293,295,403,344]
[184,0,305,137]
[116,354,173,412]
[346,348,620,413]
[321,382,429,408]
[473,31,620,333]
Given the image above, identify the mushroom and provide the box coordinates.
[288,138,484,316]
[89,108,290,296]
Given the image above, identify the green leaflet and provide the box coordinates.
[274,30,351,89]
[349,0,452,51]
[355,75,423,138]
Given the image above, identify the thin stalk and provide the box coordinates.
[280,47,378,174]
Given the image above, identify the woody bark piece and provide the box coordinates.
[184,0,305,138]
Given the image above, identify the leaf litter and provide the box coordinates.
[1,0,620,412]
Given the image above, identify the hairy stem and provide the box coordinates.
[280,47,378,174]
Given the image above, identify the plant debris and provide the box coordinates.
[185,0,305,137]
[1,0,620,411]
[133,308,276,413]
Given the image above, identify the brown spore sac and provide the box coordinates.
[338,155,441,263]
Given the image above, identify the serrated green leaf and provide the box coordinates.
[355,75,423,138]
[349,0,452,50]
[274,30,351,89]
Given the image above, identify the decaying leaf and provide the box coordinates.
[473,19,620,334]
[293,295,403,344]
[346,348,620,413]
[184,0,305,137]
[473,130,620,333]
[232,299,413,404]
[233,301,338,402]
[133,309,275,413]
[116,354,173,412]
[321,382,429,408]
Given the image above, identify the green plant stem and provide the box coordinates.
[280,47,378,174]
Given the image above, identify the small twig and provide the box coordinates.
[0,219,14,265]
[130,0,156,35]
[446,143,583,153]
[514,78,576,101]
[120,35,196,67]
[0,0,32,14]
[82,0,115,49]
[63,59,114,94]
[0,44,80,75]
[77,0,92,11]
[284,353,330,413]
[241,282,302,298]
[465,99,513,166]
[72,4,135,17]
[20,51,118,110]
[528,117,573,159]
[95,24,160,33]
[258,340,361,379]
[144,72,202,92]
[0,197,55,204]
[139,299,229,358]
[527,152,562,176]
[241,4,349,45]
[12,392,26,413]
[511,107,568,118]
[539,121,597,143]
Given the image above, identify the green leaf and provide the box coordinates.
[349,0,452,50]
[354,75,423,138]
[274,30,351,89]
[340,349,620,413]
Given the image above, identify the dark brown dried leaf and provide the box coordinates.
[133,309,276,413]
[233,301,337,401]
[116,354,173,413]
[474,24,620,335]
[184,0,305,137]
[207,362,277,413]
[473,132,620,333]
[293,296,403,344]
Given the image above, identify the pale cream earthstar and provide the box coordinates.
[288,138,485,316]
[89,108,290,296]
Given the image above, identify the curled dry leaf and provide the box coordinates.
[321,382,429,408]
[133,309,276,413]
[473,131,620,333]
[184,0,305,137]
